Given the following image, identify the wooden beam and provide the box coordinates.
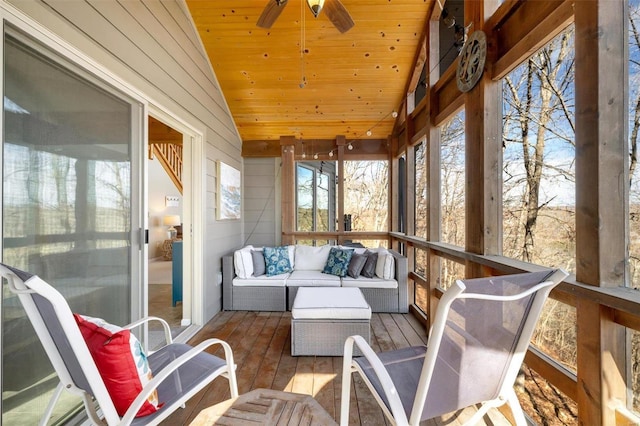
[390,145,400,237]
[464,0,501,279]
[243,138,388,158]
[489,0,574,79]
[431,61,464,126]
[426,16,442,330]
[407,37,427,97]
[524,349,577,402]
[336,135,346,234]
[243,139,282,157]
[280,136,296,245]
[283,231,388,241]
[574,1,628,423]
[149,116,183,144]
[408,100,427,147]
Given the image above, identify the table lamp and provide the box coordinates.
[164,215,181,240]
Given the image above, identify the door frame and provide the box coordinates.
[148,106,205,339]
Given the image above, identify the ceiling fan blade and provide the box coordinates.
[323,0,354,33]
[257,0,288,29]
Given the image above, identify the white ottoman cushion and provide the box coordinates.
[292,287,371,320]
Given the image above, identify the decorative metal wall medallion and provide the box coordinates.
[456,30,487,93]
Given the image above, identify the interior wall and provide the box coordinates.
[148,158,182,259]
[5,0,244,321]
[243,158,280,247]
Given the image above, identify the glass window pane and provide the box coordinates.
[440,111,465,247]
[531,300,577,373]
[297,165,314,232]
[414,248,428,313]
[518,364,577,423]
[439,258,464,291]
[630,1,640,416]
[415,141,427,239]
[629,0,640,291]
[2,30,136,424]
[317,172,329,232]
[502,26,576,272]
[344,161,389,232]
[296,161,336,239]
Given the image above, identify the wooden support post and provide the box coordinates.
[336,135,346,244]
[280,136,296,245]
[464,0,501,278]
[575,1,628,424]
[427,18,442,328]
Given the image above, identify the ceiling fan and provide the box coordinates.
[257,0,355,33]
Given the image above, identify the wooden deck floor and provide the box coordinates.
[162,310,513,425]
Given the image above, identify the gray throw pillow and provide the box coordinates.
[251,250,266,276]
[361,250,378,278]
[347,252,368,278]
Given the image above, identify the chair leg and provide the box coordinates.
[340,370,352,426]
[228,364,239,399]
[463,401,495,426]
[340,343,355,426]
[39,382,64,426]
[505,389,527,426]
[81,393,106,425]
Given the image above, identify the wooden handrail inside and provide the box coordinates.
[149,142,182,194]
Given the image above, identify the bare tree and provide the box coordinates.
[344,160,388,233]
[440,112,465,249]
[501,28,579,424]
[502,27,575,265]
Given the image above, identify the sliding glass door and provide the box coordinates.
[2,27,144,424]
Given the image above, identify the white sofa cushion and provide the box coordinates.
[341,245,368,255]
[292,287,371,319]
[288,245,296,268]
[234,245,254,279]
[341,276,398,289]
[232,273,288,287]
[294,245,331,270]
[375,248,395,280]
[286,270,341,287]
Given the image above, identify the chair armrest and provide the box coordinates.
[120,338,238,424]
[342,335,409,425]
[122,316,173,348]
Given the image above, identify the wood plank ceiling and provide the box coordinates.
[186,0,433,143]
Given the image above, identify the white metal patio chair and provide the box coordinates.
[0,263,238,426]
[341,269,568,426]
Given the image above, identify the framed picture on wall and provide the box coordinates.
[217,161,241,220]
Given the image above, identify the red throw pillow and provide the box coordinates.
[74,314,160,417]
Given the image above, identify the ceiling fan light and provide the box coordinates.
[306,0,325,18]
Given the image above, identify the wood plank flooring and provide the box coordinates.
[162,311,513,425]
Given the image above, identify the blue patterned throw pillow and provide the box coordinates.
[263,246,293,276]
[322,247,355,277]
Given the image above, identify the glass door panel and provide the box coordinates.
[2,28,142,424]
[296,162,336,245]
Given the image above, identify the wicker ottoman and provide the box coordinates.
[291,287,371,356]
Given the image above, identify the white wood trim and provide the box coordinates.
[148,106,206,336]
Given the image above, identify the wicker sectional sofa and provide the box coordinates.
[222,245,408,313]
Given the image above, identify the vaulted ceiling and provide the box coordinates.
[186,0,434,143]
